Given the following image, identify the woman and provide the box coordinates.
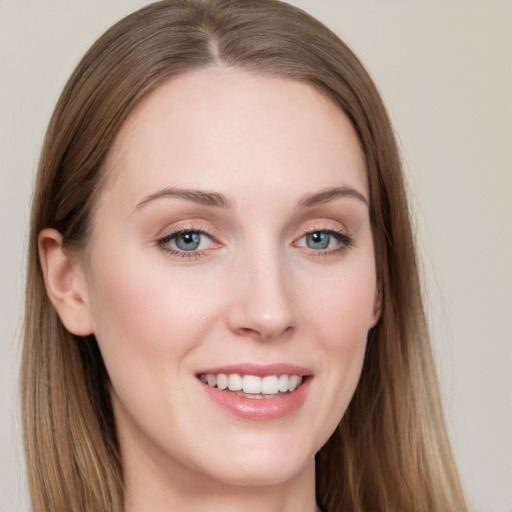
[21,1,468,511]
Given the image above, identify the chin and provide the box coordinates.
[211,461,311,488]
[195,436,315,488]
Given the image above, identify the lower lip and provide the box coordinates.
[199,377,312,420]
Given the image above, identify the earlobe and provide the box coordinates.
[38,228,94,336]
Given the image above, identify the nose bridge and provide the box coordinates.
[227,239,295,341]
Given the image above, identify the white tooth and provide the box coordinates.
[247,393,264,399]
[261,375,279,394]
[200,374,208,383]
[236,391,263,399]
[242,375,261,394]
[228,373,243,391]
[206,374,217,387]
[216,373,228,390]
[278,374,289,392]
[288,375,301,392]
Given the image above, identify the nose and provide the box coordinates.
[226,251,295,342]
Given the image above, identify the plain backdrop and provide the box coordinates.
[1,1,511,511]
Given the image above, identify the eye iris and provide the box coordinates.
[306,232,330,250]
[175,232,201,251]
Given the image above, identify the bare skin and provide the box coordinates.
[40,69,379,512]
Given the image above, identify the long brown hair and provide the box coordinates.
[21,1,467,511]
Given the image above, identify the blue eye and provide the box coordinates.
[295,229,353,254]
[174,231,202,251]
[157,229,215,255]
[305,232,332,250]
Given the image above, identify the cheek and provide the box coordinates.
[88,249,209,349]
[301,260,376,438]
[85,251,215,402]
[305,257,377,347]
[90,268,172,356]
[84,254,224,453]
[315,278,372,380]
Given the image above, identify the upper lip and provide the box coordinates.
[196,363,312,377]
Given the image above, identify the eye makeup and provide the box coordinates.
[293,224,355,260]
[155,220,355,262]
[156,224,222,259]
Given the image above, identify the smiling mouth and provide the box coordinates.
[198,373,305,399]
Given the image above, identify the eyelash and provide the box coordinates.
[156,226,218,259]
[295,227,354,258]
[155,225,354,260]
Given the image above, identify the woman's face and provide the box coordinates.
[80,69,379,492]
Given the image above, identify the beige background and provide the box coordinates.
[1,1,511,511]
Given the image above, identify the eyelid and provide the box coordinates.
[155,222,222,258]
[294,228,353,246]
[156,220,218,239]
[292,221,355,254]
[294,220,350,239]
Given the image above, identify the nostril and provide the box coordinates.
[225,280,296,341]
[237,327,263,339]
[236,325,293,341]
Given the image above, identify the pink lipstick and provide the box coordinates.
[196,363,312,420]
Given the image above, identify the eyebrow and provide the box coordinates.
[135,187,233,210]
[297,186,368,208]
[135,185,368,212]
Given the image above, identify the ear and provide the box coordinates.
[369,280,382,329]
[38,228,94,336]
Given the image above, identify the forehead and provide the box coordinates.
[101,68,367,208]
